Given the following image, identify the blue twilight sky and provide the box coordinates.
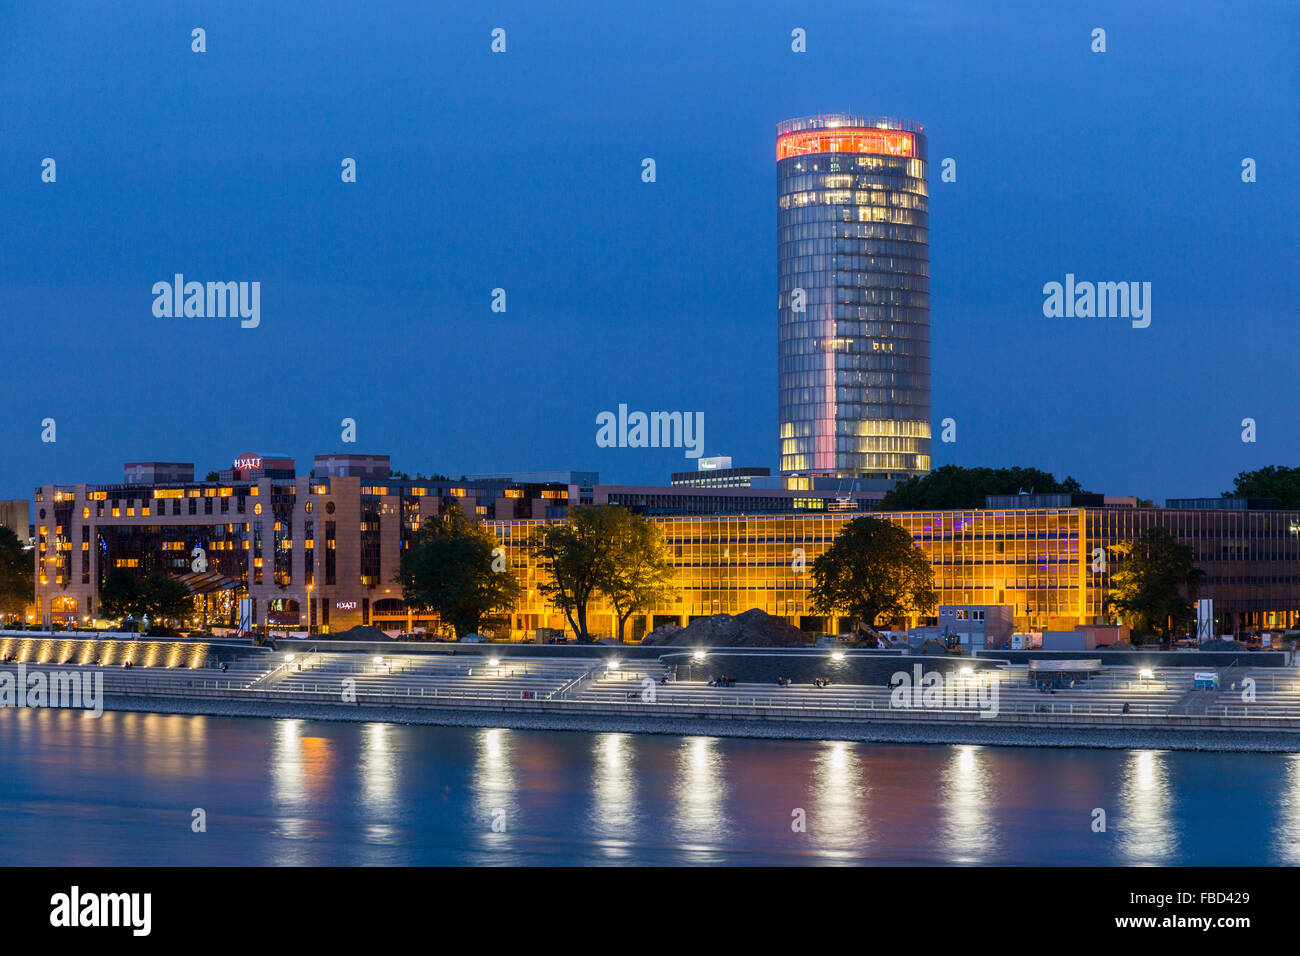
[2,0,1297,502]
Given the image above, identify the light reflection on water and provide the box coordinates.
[941,745,994,863]
[1274,754,1300,864]
[810,740,868,861]
[472,727,516,855]
[672,736,728,862]
[1117,750,1175,865]
[361,723,398,845]
[0,708,1291,865]
[591,733,636,860]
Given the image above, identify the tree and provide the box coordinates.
[880,465,1089,511]
[100,569,192,623]
[533,505,625,643]
[396,504,521,639]
[595,511,675,643]
[1222,465,1300,509]
[1104,528,1204,644]
[0,526,33,622]
[204,471,219,481]
[99,566,140,619]
[809,516,937,636]
[140,571,193,623]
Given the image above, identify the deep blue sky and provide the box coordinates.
[2,0,1297,502]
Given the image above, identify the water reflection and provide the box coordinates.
[673,736,726,858]
[0,707,1291,865]
[472,728,516,845]
[1117,749,1175,864]
[360,722,398,844]
[270,719,336,856]
[591,733,636,859]
[940,745,994,863]
[810,741,868,859]
[1272,754,1300,864]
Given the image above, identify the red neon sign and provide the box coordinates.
[777,129,915,160]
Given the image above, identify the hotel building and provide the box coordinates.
[32,454,582,632]
[777,113,931,480]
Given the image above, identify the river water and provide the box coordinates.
[1,708,1295,865]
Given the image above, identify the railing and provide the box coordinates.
[15,660,1300,727]
[81,679,1300,726]
[63,672,1286,721]
[550,668,594,700]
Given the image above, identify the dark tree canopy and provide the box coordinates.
[533,505,624,643]
[0,526,33,620]
[396,504,521,639]
[1223,465,1300,509]
[809,516,937,634]
[99,568,192,622]
[880,465,1087,512]
[99,566,139,619]
[140,571,193,621]
[1104,528,1203,644]
[593,510,675,643]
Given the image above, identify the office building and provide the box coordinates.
[777,113,931,479]
[490,504,1300,642]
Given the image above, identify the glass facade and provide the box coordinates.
[494,511,1085,640]
[1084,508,1300,627]
[777,113,931,478]
[492,508,1300,641]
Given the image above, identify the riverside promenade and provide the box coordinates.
[3,633,1299,751]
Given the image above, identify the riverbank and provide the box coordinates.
[98,693,1300,753]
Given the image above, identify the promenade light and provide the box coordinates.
[488,657,500,667]
[608,660,621,670]
[1139,668,1154,680]
[959,666,974,677]
[285,654,296,662]
[831,651,845,661]
[693,650,706,661]
[373,655,383,665]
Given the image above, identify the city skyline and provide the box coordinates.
[4,0,1300,891]
[2,0,1297,504]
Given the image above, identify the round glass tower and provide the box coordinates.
[777,113,931,479]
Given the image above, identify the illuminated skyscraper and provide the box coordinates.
[777,113,930,479]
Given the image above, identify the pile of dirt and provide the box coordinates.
[916,639,952,657]
[1198,638,1247,652]
[319,624,396,642]
[639,609,811,648]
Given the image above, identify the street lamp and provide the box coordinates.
[306,582,313,636]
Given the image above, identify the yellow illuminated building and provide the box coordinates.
[492,507,1300,642]
[492,509,1089,641]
